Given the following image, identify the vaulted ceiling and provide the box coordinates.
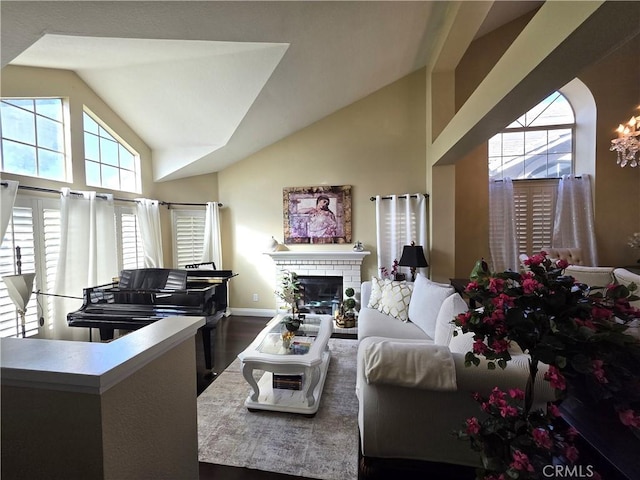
[1,1,545,182]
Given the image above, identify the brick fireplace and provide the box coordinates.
[265,250,370,312]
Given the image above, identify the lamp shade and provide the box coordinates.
[2,273,35,312]
[398,245,428,268]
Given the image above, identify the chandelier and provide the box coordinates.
[610,107,640,167]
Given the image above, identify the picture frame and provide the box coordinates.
[283,185,352,244]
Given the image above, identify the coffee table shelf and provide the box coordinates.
[237,314,333,415]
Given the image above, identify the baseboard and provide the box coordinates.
[229,307,275,317]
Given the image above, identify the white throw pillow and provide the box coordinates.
[367,277,388,309]
[377,280,414,322]
[408,274,455,338]
[433,293,468,346]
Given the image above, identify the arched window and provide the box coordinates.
[489,92,575,180]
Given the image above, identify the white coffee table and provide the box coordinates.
[237,314,333,415]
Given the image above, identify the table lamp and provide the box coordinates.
[398,242,428,281]
[2,246,35,337]
[2,272,35,338]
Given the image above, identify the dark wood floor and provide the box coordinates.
[196,315,474,480]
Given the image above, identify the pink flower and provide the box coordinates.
[591,306,612,320]
[465,281,480,292]
[456,311,471,327]
[524,254,546,266]
[592,359,608,384]
[499,405,518,418]
[465,417,480,435]
[564,445,579,463]
[522,277,542,294]
[532,427,553,449]
[473,340,488,355]
[492,293,515,309]
[510,450,534,472]
[618,409,640,428]
[488,277,505,294]
[509,388,525,400]
[548,403,561,417]
[491,339,510,353]
[556,259,569,269]
[544,365,567,390]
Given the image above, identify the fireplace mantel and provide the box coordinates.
[265,250,371,303]
[265,251,370,262]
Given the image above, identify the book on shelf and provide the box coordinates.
[273,373,304,390]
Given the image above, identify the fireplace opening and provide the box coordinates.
[296,275,342,315]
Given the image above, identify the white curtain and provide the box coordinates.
[553,174,598,266]
[201,202,222,269]
[51,189,118,340]
[489,178,519,273]
[135,198,164,268]
[1,179,18,241]
[375,194,427,278]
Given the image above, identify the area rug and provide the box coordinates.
[197,338,359,480]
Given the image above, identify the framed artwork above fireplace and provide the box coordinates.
[283,185,352,244]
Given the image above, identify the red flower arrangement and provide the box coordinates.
[455,254,640,479]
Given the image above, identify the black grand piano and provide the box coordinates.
[67,266,234,373]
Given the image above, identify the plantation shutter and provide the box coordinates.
[172,209,205,268]
[513,180,558,255]
[0,207,38,337]
[120,212,145,269]
[42,207,61,331]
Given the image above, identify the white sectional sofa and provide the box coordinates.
[356,275,555,475]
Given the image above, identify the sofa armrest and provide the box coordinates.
[363,339,456,391]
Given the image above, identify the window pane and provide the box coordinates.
[528,93,574,127]
[120,169,137,192]
[548,128,572,154]
[86,160,101,186]
[35,99,63,122]
[2,140,37,175]
[548,154,572,177]
[523,130,547,156]
[524,154,547,179]
[83,112,99,134]
[101,164,120,189]
[36,115,64,152]
[38,149,66,181]
[502,132,524,156]
[84,132,99,161]
[99,126,116,143]
[501,156,525,179]
[3,99,34,111]
[119,145,134,170]
[488,136,502,157]
[488,157,504,180]
[1,103,36,144]
[100,138,119,166]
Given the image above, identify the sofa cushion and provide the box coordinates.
[408,274,455,338]
[433,293,468,346]
[363,340,457,391]
[357,307,431,341]
[367,277,388,309]
[377,280,414,322]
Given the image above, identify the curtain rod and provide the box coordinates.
[492,176,582,182]
[370,193,429,201]
[0,182,223,207]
